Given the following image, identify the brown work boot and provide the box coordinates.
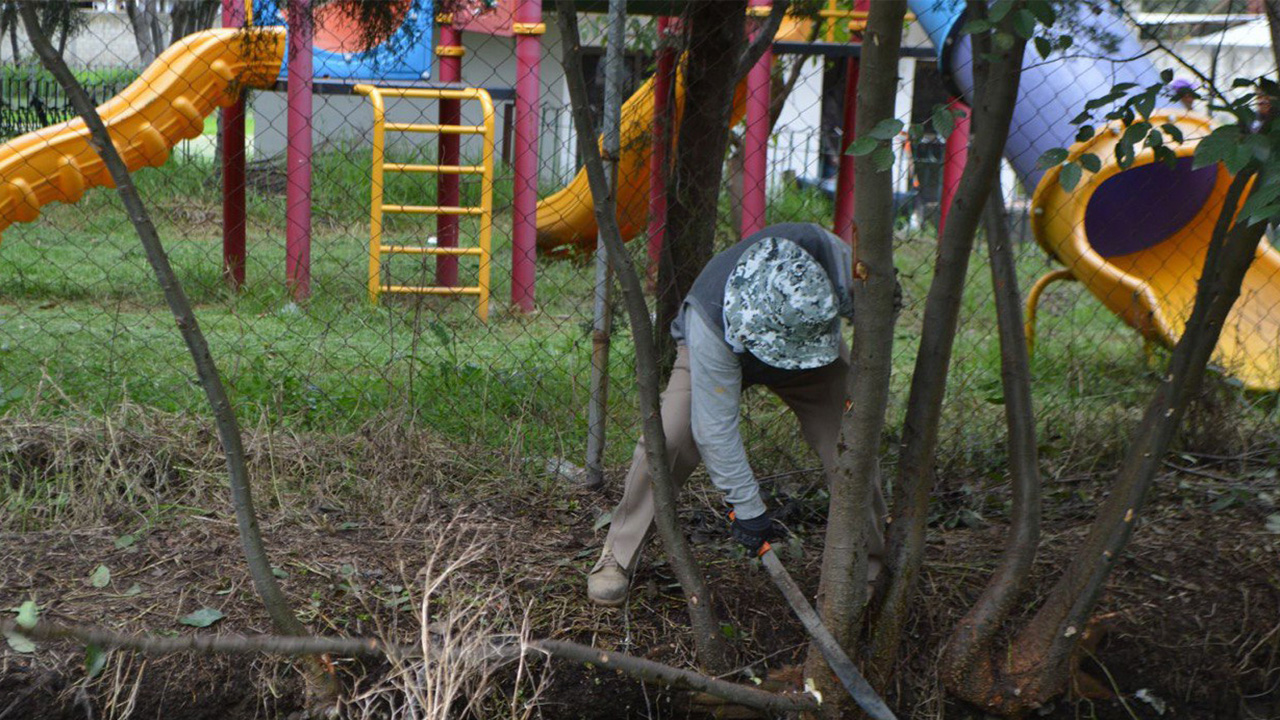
[587,547,631,607]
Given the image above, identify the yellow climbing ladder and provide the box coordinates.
[354,85,495,321]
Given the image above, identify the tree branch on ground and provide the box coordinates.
[867,0,1029,686]
[0,619,817,715]
[554,0,732,673]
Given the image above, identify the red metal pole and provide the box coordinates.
[832,0,868,244]
[222,0,247,289]
[286,0,312,300]
[741,0,771,237]
[647,16,674,289]
[938,97,970,237]
[510,0,542,313]
[436,16,463,287]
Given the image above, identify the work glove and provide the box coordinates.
[729,510,786,556]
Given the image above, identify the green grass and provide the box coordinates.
[0,151,1271,477]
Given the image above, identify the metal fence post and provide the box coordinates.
[585,0,627,487]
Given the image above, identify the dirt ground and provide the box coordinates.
[2,420,1278,719]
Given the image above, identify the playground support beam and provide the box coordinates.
[741,0,772,237]
[832,0,869,244]
[938,97,970,237]
[286,0,312,300]
[221,0,247,289]
[647,16,674,289]
[436,17,463,287]
[511,0,543,313]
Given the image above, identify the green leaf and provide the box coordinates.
[122,583,143,597]
[1134,90,1156,120]
[1161,122,1184,144]
[960,18,992,35]
[592,511,612,532]
[1111,82,1139,94]
[4,629,35,654]
[1075,124,1095,143]
[1013,9,1037,39]
[1037,147,1069,169]
[932,104,956,139]
[1027,0,1056,26]
[113,534,136,549]
[16,600,38,629]
[1224,142,1255,175]
[1122,121,1152,147]
[847,136,878,156]
[1059,161,1082,191]
[85,645,109,679]
[1160,68,1173,84]
[1156,145,1179,169]
[992,31,1014,52]
[1034,35,1052,59]
[1116,141,1134,169]
[1192,128,1236,170]
[1079,153,1102,173]
[1056,34,1073,50]
[989,0,1015,22]
[90,565,111,589]
[1070,109,1092,125]
[1145,129,1163,148]
[866,118,905,141]
[179,607,225,628]
[871,145,895,172]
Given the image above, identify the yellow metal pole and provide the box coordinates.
[1023,268,1076,356]
[356,85,387,304]
[477,89,495,323]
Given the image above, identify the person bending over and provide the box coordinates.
[588,222,887,606]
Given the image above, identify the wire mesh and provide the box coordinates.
[0,0,1276,523]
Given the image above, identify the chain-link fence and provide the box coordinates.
[0,0,1277,520]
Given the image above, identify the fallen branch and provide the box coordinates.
[1,619,818,715]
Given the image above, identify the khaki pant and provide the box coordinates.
[598,345,887,578]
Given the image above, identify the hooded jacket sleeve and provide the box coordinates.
[686,311,767,521]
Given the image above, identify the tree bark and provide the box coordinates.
[982,167,1268,714]
[797,3,905,716]
[939,177,1042,701]
[655,0,748,374]
[867,0,1028,685]
[556,1,732,674]
[1264,0,1280,81]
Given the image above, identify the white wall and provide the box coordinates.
[0,12,148,68]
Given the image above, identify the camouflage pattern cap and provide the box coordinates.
[722,237,839,370]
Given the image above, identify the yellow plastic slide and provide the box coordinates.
[535,66,748,256]
[0,28,285,239]
[1033,112,1280,391]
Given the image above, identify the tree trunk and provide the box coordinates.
[1264,0,1280,80]
[655,0,747,373]
[867,0,1028,685]
[982,167,1268,714]
[798,3,905,716]
[555,1,733,674]
[939,176,1042,701]
[124,0,159,65]
[171,0,219,44]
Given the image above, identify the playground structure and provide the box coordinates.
[0,0,1275,389]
